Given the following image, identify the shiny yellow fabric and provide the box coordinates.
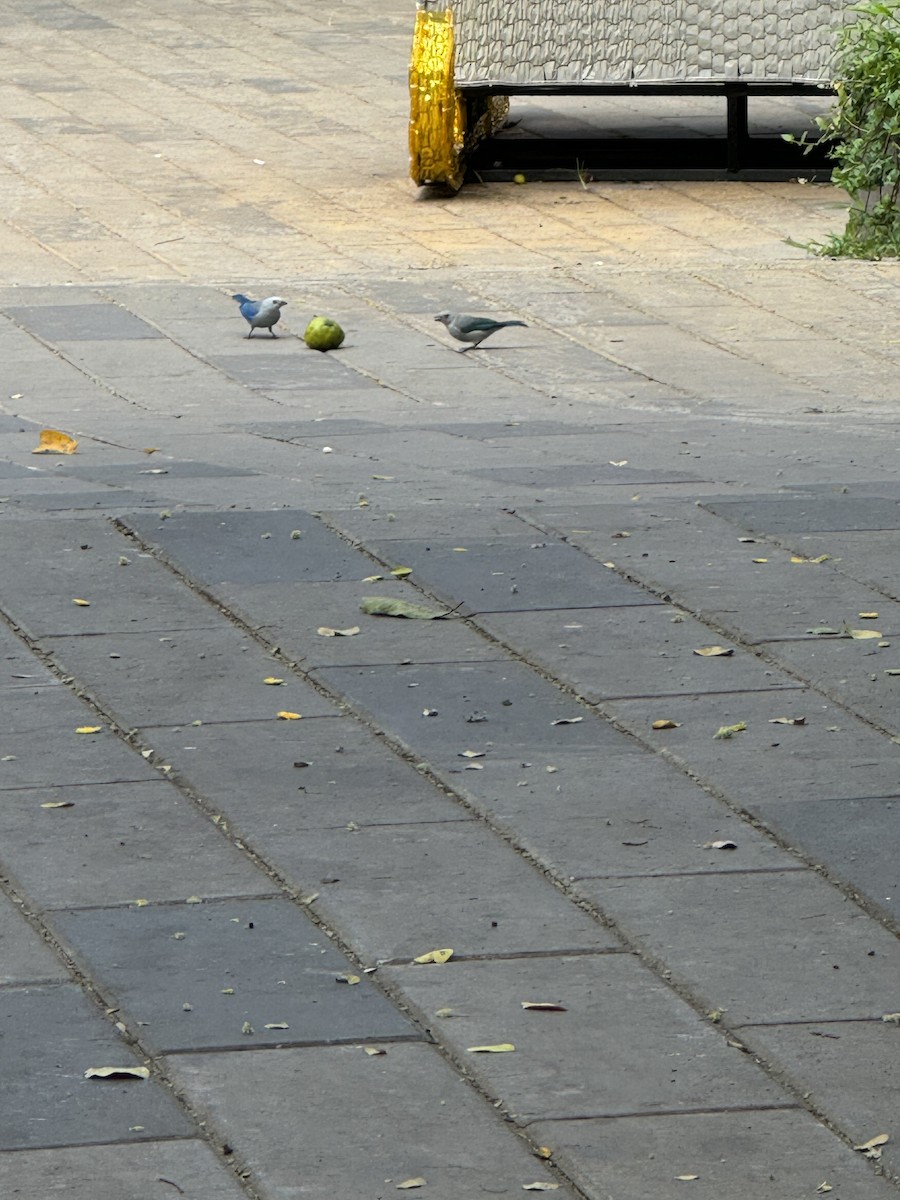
[409,7,465,189]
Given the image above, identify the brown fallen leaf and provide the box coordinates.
[693,646,734,657]
[769,717,806,726]
[276,711,302,720]
[521,1001,567,1011]
[396,1180,426,1190]
[84,1066,149,1080]
[652,719,681,730]
[713,722,746,739]
[335,974,361,985]
[360,597,446,620]
[32,428,78,455]
[41,800,74,809]
[467,1043,516,1053]
[854,1134,889,1152]
[317,625,360,638]
[413,948,453,964]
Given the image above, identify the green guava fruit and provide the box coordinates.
[303,316,345,351]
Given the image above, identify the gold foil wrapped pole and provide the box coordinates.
[409,1,464,188]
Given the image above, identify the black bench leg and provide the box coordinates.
[726,89,749,174]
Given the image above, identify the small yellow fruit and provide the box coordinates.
[513,173,526,184]
[303,316,345,351]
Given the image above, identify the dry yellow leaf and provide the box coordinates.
[133,898,150,907]
[609,459,628,467]
[84,1066,149,1080]
[881,1012,900,1024]
[362,574,383,582]
[452,547,468,552]
[858,612,880,619]
[459,750,485,759]
[336,974,361,985]
[769,716,806,726]
[703,840,737,850]
[276,711,302,720]
[652,719,681,730]
[713,722,746,739]
[396,1180,426,1190]
[241,1021,254,1035]
[391,566,413,578]
[848,628,882,640]
[32,428,78,455]
[791,553,831,564]
[816,1184,832,1194]
[467,1043,516,1053]
[72,598,91,607]
[854,1134,889,1152]
[752,558,768,564]
[263,677,285,685]
[317,625,360,637]
[75,725,102,735]
[363,1045,386,1056]
[41,800,74,809]
[693,646,733,657]
[264,1022,289,1030]
[535,1148,553,1160]
[675,1175,699,1182]
[413,948,454,964]
[602,561,616,568]
[521,1001,567,1011]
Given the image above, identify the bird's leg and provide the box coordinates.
[459,344,474,353]
[246,329,254,338]
[269,329,278,338]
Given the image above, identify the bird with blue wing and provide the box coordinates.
[434,310,527,351]
[232,293,287,338]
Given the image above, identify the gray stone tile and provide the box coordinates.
[382,956,783,1121]
[529,1109,899,1200]
[2,489,164,512]
[466,464,703,487]
[141,717,469,830]
[43,628,337,725]
[0,415,37,433]
[322,503,527,542]
[49,460,259,484]
[3,304,163,341]
[0,625,59,689]
[449,750,796,880]
[359,537,660,613]
[235,418,391,440]
[607,690,900,808]
[270,821,617,960]
[702,494,900,533]
[479,606,802,699]
[217,579,504,668]
[6,684,109,734]
[50,898,417,1054]
[314,661,624,761]
[750,795,900,926]
[0,725,159,791]
[0,983,191,1150]
[0,781,276,909]
[579,871,900,1023]
[211,352,381,391]
[738,1022,900,1176]
[0,1140,249,1200]
[166,1043,571,1200]
[121,509,372,585]
[0,461,40,478]
[0,893,68,985]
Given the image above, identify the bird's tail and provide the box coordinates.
[499,320,527,328]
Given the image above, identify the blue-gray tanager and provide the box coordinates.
[232,294,287,338]
[434,311,527,351]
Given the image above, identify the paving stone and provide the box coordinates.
[450,749,796,879]
[322,503,527,542]
[141,716,469,831]
[121,509,372,585]
[315,661,623,763]
[479,606,802,699]
[359,536,661,613]
[0,893,68,985]
[50,898,417,1054]
[780,529,900,599]
[703,494,900,534]
[3,304,163,341]
[466,464,703,487]
[0,1140,250,1200]
[0,460,40,478]
[6,682,111,734]
[49,460,259,483]
[0,781,276,909]
[0,415,37,433]
[216,579,504,668]
[234,418,392,440]
[42,628,337,725]
[579,871,900,1023]
[166,1042,572,1200]
[0,983,191,1150]
[2,488,164,511]
[528,1109,899,1200]
[750,795,900,926]
[0,625,59,688]
[211,352,381,391]
[606,690,900,808]
[263,820,617,961]
[0,725,159,791]
[381,956,784,1121]
[738,1022,900,1176]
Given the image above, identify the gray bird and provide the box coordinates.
[434,311,527,351]
[233,293,287,338]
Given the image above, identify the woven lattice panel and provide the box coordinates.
[453,0,851,85]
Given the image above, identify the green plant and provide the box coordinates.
[788,0,900,257]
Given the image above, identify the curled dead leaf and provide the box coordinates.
[522,1184,560,1192]
[881,1012,900,1024]
[535,1148,553,1160]
[609,459,628,467]
[41,800,74,809]
[693,645,734,657]
[363,1045,386,1056]
[703,840,737,850]
[858,612,880,619]
[360,597,446,619]
[264,1022,289,1030]
[335,974,361,985]
[848,628,882,640]
[317,625,360,637]
[396,1179,426,1190]
[72,598,91,607]
[459,750,485,759]
[675,1175,699,1182]
[652,719,681,730]
[75,726,102,735]
[467,1043,516,1053]
[276,711,302,720]
[32,428,78,455]
[551,716,583,726]
[854,1134,889,1152]
[816,1184,832,1194]
[769,717,806,726]
[521,1001,567,1011]
[413,948,453,964]
[84,1066,149,1081]
[241,1021,254,1035]
[390,566,412,578]
[807,626,839,636]
[752,558,768,564]
[263,677,285,685]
